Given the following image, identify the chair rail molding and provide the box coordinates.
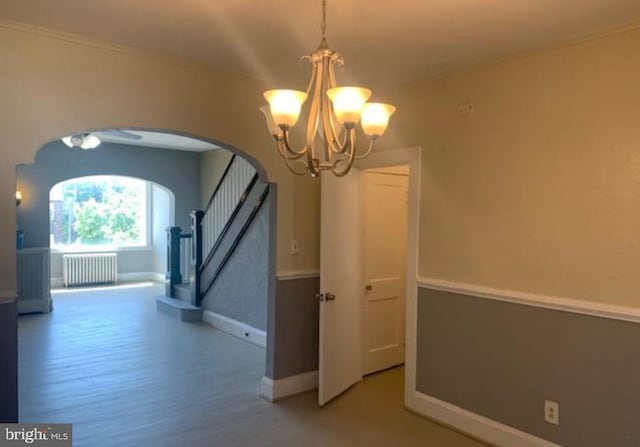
[276,269,320,281]
[417,276,640,324]
[0,294,17,304]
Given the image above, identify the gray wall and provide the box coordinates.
[267,276,319,380]
[16,141,201,250]
[416,287,640,447]
[202,193,270,331]
[0,301,18,422]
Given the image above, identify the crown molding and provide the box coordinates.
[396,20,640,88]
[0,19,265,85]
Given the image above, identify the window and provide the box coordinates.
[50,176,149,250]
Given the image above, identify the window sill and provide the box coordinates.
[50,246,153,254]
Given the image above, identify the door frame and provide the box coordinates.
[354,146,421,405]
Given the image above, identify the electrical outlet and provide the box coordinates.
[457,102,475,117]
[290,239,300,255]
[544,400,559,425]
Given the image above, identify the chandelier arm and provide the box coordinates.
[305,61,324,151]
[274,136,287,159]
[277,135,306,160]
[319,56,331,162]
[353,138,377,160]
[331,128,357,177]
[321,86,348,155]
[284,156,310,176]
[306,144,321,176]
[303,57,318,97]
[324,58,348,152]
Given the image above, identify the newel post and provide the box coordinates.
[189,210,204,306]
[166,226,183,298]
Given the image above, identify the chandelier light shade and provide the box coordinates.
[260,0,396,177]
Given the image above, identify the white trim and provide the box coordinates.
[407,392,561,447]
[0,19,261,85]
[51,272,165,288]
[0,294,17,304]
[50,245,153,254]
[115,272,165,283]
[260,370,319,402]
[17,247,49,255]
[276,269,320,281]
[417,276,640,324]
[150,272,166,282]
[202,310,266,348]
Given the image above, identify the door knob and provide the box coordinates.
[316,293,325,302]
[325,293,336,301]
[365,284,372,291]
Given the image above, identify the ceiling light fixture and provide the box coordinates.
[61,133,101,150]
[260,0,396,177]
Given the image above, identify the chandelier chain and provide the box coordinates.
[321,0,327,38]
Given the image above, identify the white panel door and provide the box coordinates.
[361,170,409,375]
[318,168,363,406]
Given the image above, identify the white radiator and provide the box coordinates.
[63,253,118,287]
[17,247,51,314]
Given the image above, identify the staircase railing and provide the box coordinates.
[201,155,256,258]
[199,181,269,304]
[166,154,269,307]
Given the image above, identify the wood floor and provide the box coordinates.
[19,283,486,447]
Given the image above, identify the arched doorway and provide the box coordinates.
[15,129,278,441]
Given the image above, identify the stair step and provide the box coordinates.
[155,296,202,323]
[174,284,191,302]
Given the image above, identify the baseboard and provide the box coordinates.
[17,298,52,314]
[119,272,165,283]
[51,272,165,288]
[260,370,318,402]
[276,269,320,281]
[407,391,561,447]
[149,272,166,282]
[202,310,266,348]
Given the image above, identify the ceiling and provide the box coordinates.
[2,0,640,87]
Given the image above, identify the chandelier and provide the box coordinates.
[260,0,396,177]
[61,133,101,150]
